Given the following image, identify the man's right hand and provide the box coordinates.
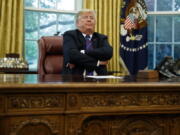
[99,61,108,65]
[66,63,75,69]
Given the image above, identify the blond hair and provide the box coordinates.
[75,9,96,23]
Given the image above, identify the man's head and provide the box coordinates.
[76,9,96,35]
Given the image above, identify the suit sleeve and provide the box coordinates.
[63,32,98,70]
[86,35,113,61]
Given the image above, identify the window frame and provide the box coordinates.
[24,0,82,71]
[147,10,180,69]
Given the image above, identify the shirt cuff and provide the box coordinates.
[80,50,85,54]
[97,60,100,66]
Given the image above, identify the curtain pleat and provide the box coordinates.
[0,0,24,57]
[83,0,128,75]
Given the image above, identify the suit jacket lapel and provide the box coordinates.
[76,30,86,50]
[92,34,98,48]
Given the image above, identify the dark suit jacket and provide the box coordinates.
[63,29,113,75]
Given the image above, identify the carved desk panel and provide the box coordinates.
[1,74,180,135]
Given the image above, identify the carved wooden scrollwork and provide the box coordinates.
[68,95,78,107]
[0,96,3,112]
[66,115,82,135]
[82,119,107,135]
[10,119,59,135]
[81,93,180,107]
[8,95,65,109]
[112,117,163,135]
[171,117,180,135]
[81,116,164,135]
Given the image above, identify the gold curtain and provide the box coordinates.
[83,0,128,75]
[0,0,24,58]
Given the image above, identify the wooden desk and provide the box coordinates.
[1,74,180,135]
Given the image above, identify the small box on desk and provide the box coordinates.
[137,70,159,79]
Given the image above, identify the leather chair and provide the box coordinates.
[37,36,64,74]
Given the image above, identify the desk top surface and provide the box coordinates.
[0,74,180,86]
[0,74,180,94]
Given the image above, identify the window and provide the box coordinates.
[24,0,82,70]
[145,0,180,69]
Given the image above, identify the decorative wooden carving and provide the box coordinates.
[10,118,59,135]
[68,94,78,107]
[82,116,164,135]
[0,96,3,112]
[112,118,163,135]
[171,117,180,135]
[66,115,83,135]
[81,93,180,107]
[2,74,180,135]
[82,119,108,135]
[7,95,65,109]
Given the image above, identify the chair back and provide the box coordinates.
[38,36,63,74]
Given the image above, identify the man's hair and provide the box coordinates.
[75,9,96,23]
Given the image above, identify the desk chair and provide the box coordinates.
[37,36,64,74]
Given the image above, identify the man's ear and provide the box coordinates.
[76,20,80,27]
[76,23,79,28]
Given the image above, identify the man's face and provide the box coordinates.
[76,12,96,34]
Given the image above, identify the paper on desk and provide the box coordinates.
[85,75,123,79]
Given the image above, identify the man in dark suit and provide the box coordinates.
[63,9,113,75]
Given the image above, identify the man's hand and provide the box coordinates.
[99,61,108,65]
[66,63,75,69]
